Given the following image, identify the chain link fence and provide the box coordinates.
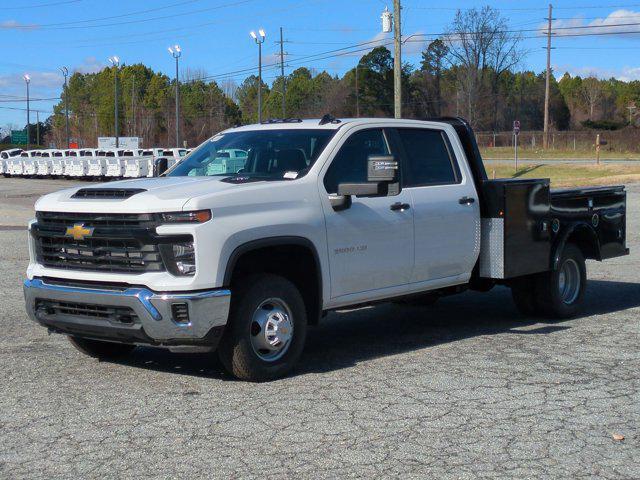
[476,130,640,153]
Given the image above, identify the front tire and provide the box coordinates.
[218,274,307,382]
[68,336,136,360]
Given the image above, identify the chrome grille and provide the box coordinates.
[33,212,168,273]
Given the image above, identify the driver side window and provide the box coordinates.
[323,129,389,194]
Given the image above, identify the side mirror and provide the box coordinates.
[154,157,169,176]
[330,155,399,211]
[367,155,398,182]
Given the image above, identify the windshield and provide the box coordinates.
[167,129,336,179]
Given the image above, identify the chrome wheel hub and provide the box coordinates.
[250,298,294,362]
[558,258,580,305]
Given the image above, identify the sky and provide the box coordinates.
[2,0,640,129]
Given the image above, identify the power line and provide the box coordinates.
[3,0,80,10]
[37,0,203,27]
[9,0,257,30]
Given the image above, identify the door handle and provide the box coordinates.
[458,196,475,205]
[390,202,410,211]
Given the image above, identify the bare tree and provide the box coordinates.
[581,76,603,119]
[444,6,523,128]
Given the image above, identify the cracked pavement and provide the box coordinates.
[0,178,638,478]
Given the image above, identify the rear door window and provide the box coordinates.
[397,128,461,187]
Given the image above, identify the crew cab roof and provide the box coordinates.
[223,117,462,134]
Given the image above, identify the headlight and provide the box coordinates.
[160,241,196,276]
[159,210,211,224]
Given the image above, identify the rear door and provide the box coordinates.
[393,127,480,284]
[320,127,414,301]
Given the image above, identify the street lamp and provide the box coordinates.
[23,74,30,148]
[250,28,266,123]
[60,66,70,148]
[168,45,182,148]
[108,56,120,147]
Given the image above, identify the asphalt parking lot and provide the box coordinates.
[0,177,638,479]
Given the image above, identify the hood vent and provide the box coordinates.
[72,188,147,199]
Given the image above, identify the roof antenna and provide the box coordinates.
[319,114,341,125]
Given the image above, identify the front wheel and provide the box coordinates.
[68,336,136,360]
[218,274,307,382]
[535,244,587,319]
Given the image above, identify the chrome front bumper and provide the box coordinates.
[24,278,231,345]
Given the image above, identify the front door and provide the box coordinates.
[321,128,414,300]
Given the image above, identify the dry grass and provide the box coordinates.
[485,163,640,187]
[481,147,640,161]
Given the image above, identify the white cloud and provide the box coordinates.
[0,20,38,30]
[548,9,640,37]
[558,65,640,81]
[74,57,104,74]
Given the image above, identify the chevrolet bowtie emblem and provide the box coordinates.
[65,223,94,241]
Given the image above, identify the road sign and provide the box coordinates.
[513,120,521,135]
[11,130,27,145]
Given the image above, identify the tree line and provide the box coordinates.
[33,6,640,148]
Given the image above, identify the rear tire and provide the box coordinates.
[68,336,136,360]
[535,244,587,319]
[218,274,307,382]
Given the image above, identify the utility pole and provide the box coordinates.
[393,0,402,119]
[36,111,40,146]
[279,27,286,118]
[108,56,120,147]
[24,74,30,149]
[627,102,636,124]
[543,4,553,150]
[355,65,360,117]
[250,29,266,123]
[131,76,136,137]
[168,45,182,147]
[60,67,70,148]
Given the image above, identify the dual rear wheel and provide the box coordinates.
[511,244,587,319]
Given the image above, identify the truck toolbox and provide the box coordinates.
[480,178,552,279]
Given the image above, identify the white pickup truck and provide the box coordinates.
[23,117,628,381]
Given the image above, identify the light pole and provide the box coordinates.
[250,29,266,123]
[23,74,30,149]
[60,66,70,148]
[168,45,182,148]
[108,56,120,147]
[382,3,402,118]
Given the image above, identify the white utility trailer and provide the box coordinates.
[87,149,108,178]
[123,149,154,178]
[105,149,126,178]
[1,149,22,176]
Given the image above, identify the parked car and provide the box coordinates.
[23,117,629,381]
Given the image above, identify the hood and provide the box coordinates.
[34,176,268,213]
